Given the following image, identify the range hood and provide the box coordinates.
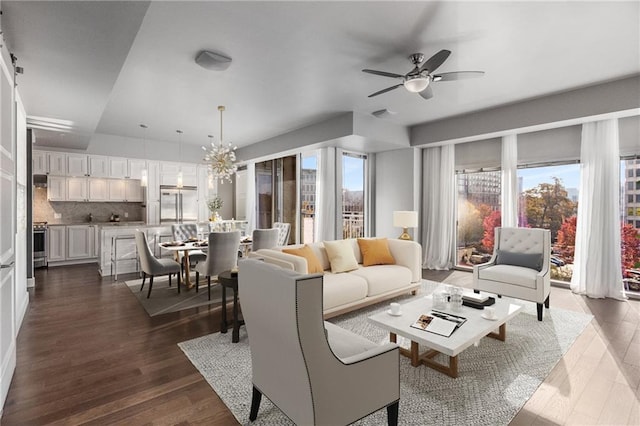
[33,175,47,188]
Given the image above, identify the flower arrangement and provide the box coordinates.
[207,195,223,213]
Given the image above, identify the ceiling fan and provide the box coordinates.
[362,49,484,100]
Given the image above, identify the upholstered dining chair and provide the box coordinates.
[194,231,241,300]
[251,228,279,251]
[473,227,551,321]
[134,230,182,298]
[171,223,207,268]
[239,259,400,425]
[273,222,291,246]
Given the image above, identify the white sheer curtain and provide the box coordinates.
[571,119,625,299]
[316,147,336,241]
[244,162,256,235]
[421,145,456,269]
[501,134,518,227]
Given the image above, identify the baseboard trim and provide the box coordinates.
[16,292,29,334]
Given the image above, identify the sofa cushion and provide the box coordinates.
[322,272,368,310]
[496,249,543,271]
[282,245,324,273]
[350,265,412,297]
[324,240,359,273]
[478,264,539,289]
[357,238,395,266]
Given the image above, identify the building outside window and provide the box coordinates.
[300,154,318,244]
[341,152,367,239]
[621,158,640,295]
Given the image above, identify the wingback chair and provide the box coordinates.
[273,222,291,246]
[135,230,182,298]
[239,259,400,425]
[251,228,280,251]
[473,227,551,321]
[194,231,241,300]
[171,223,206,267]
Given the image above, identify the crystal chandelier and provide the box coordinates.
[204,105,237,183]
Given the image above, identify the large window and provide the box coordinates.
[456,170,501,267]
[255,156,297,244]
[621,158,640,295]
[300,153,318,244]
[518,163,580,282]
[341,152,367,239]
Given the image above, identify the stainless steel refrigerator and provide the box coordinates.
[160,186,198,223]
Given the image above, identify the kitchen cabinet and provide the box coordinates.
[159,162,197,186]
[88,156,109,177]
[48,152,66,176]
[67,154,88,177]
[146,201,160,225]
[125,179,143,202]
[48,225,66,261]
[197,165,215,222]
[108,179,126,201]
[88,178,108,201]
[66,177,88,201]
[128,159,146,179]
[67,225,95,259]
[33,150,47,174]
[47,176,66,201]
[109,157,128,178]
[146,161,159,202]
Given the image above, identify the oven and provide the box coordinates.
[33,221,48,268]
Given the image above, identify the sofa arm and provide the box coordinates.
[386,239,422,283]
[254,249,309,273]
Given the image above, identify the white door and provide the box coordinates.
[109,157,128,178]
[32,150,47,174]
[47,152,66,176]
[66,177,88,201]
[48,226,66,261]
[127,159,146,179]
[125,179,143,202]
[67,154,88,177]
[88,156,109,177]
[88,178,108,201]
[67,225,93,259]
[47,176,66,201]
[108,179,126,201]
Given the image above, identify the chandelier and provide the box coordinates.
[204,105,237,183]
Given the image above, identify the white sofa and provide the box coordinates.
[252,238,422,318]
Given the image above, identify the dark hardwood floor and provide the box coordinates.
[2,264,238,425]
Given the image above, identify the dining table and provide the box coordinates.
[159,240,208,289]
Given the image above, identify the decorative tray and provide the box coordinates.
[462,296,496,309]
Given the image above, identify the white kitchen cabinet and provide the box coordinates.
[66,177,88,201]
[197,165,215,221]
[147,161,159,202]
[47,176,66,201]
[48,152,66,176]
[147,201,160,225]
[88,178,108,201]
[67,225,94,259]
[48,225,66,261]
[67,154,88,177]
[125,179,143,202]
[33,150,47,174]
[127,159,146,179]
[108,179,126,201]
[88,156,109,177]
[109,157,128,178]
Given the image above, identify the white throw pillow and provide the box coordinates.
[323,240,359,273]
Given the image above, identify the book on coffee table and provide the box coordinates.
[410,311,466,337]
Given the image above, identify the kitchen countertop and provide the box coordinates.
[49,221,146,226]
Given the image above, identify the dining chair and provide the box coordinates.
[171,223,207,272]
[251,228,280,251]
[273,222,291,246]
[135,230,182,298]
[195,231,241,300]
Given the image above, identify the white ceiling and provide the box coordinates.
[2,1,639,151]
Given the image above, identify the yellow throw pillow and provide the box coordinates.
[323,240,359,273]
[357,238,395,266]
[282,245,324,274]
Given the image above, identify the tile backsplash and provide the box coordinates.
[33,187,144,224]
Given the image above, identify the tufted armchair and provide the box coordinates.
[273,222,291,246]
[473,227,551,321]
[239,259,400,425]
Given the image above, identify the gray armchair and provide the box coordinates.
[195,231,241,300]
[273,222,291,246]
[473,227,551,321]
[171,223,207,266]
[251,228,279,251]
[135,231,182,298]
[239,259,400,425]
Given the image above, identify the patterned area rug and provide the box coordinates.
[124,275,223,316]
[179,282,592,425]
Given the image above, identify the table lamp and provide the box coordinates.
[393,211,418,240]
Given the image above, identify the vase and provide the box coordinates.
[210,211,222,222]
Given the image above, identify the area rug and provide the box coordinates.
[178,283,592,425]
[124,275,224,316]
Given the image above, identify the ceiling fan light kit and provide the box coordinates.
[403,76,430,93]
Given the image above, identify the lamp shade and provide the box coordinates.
[393,211,418,228]
[403,76,430,93]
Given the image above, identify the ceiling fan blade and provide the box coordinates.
[362,69,404,79]
[419,86,434,100]
[432,71,485,82]
[368,84,403,98]
[420,49,451,73]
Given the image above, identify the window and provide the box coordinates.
[620,159,640,295]
[629,195,635,203]
[636,194,640,203]
[629,169,635,177]
[456,170,501,267]
[628,182,635,190]
[518,164,580,282]
[300,153,318,244]
[255,155,297,244]
[340,152,367,239]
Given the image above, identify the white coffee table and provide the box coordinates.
[368,290,523,378]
